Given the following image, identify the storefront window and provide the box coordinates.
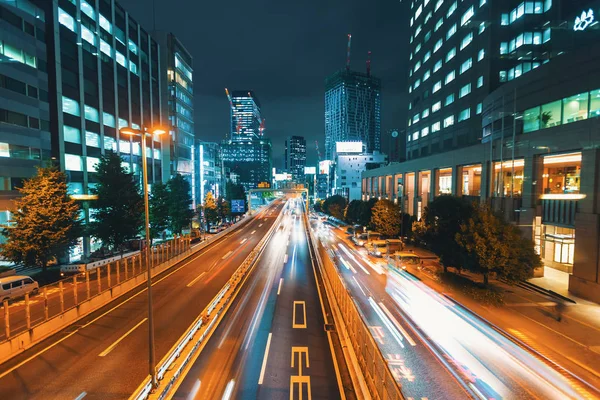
[492,159,524,197]
[543,225,575,269]
[435,168,452,195]
[540,100,561,128]
[542,152,581,194]
[523,106,540,133]
[562,92,588,124]
[461,164,481,196]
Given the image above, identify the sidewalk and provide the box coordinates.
[402,245,600,390]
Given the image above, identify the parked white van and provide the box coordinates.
[0,276,39,302]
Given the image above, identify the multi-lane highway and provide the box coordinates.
[313,218,600,400]
[0,200,284,400]
[174,199,345,400]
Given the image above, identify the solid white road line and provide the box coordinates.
[74,392,87,400]
[277,278,283,295]
[379,302,417,346]
[258,332,273,384]
[352,276,367,297]
[186,380,201,400]
[222,379,235,400]
[240,238,247,244]
[187,271,207,288]
[98,318,147,357]
[222,250,233,260]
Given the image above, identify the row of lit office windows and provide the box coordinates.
[408,104,481,143]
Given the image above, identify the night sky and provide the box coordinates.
[121,0,410,167]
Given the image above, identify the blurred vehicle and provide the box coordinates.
[0,275,39,302]
[190,229,202,243]
[351,231,381,246]
[208,226,218,234]
[388,252,421,271]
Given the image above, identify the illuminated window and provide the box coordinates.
[476,103,482,114]
[446,47,456,62]
[80,0,95,20]
[423,51,431,63]
[562,92,588,124]
[62,96,80,116]
[422,108,430,119]
[65,154,83,171]
[479,22,486,34]
[458,108,471,121]
[421,127,429,137]
[446,23,457,39]
[64,126,81,144]
[432,101,441,113]
[434,38,443,53]
[433,80,442,93]
[447,1,457,17]
[128,40,138,55]
[116,51,127,68]
[58,8,76,32]
[432,121,441,132]
[423,70,431,81]
[443,115,455,128]
[433,59,442,72]
[459,83,471,98]
[477,76,484,88]
[445,70,455,84]
[81,26,96,46]
[85,131,100,148]
[478,48,485,61]
[84,105,99,122]
[86,156,100,172]
[99,14,112,33]
[435,0,444,12]
[460,32,473,50]
[100,40,112,57]
[461,6,474,26]
[435,17,443,32]
[460,58,472,74]
[445,93,455,105]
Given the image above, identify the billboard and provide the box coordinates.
[335,141,363,154]
[319,160,333,175]
[231,199,245,213]
[304,166,316,175]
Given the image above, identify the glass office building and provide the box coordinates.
[156,32,194,183]
[228,90,262,140]
[324,69,381,161]
[284,135,306,183]
[0,0,50,239]
[405,0,600,160]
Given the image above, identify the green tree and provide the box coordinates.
[203,192,219,228]
[313,199,324,213]
[415,196,475,272]
[90,152,143,253]
[323,195,347,220]
[149,182,169,242]
[370,199,401,237]
[218,197,231,221]
[0,167,81,270]
[345,200,363,224]
[167,174,194,235]
[359,198,378,228]
[456,205,541,285]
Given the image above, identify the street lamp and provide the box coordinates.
[119,126,165,390]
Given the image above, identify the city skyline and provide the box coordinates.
[119,0,407,166]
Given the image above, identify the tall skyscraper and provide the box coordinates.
[30,0,167,258]
[155,32,194,183]
[405,0,597,160]
[324,39,381,160]
[221,90,271,190]
[0,0,50,232]
[284,135,306,183]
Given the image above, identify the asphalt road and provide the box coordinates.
[174,199,343,400]
[0,200,284,400]
[314,219,600,400]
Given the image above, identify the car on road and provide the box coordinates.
[208,226,218,234]
[0,275,39,302]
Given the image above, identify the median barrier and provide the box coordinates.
[0,214,257,365]
[306,217,405,400]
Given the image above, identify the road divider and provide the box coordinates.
[130,206,285,400]
[306,218,406,400]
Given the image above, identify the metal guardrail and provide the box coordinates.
[131,208,285,400]
[0,236,191,342]
[307,223,405,400]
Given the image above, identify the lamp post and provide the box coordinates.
[120,126,165,389]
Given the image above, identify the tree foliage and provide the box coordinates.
[218,197,231,220]
[0,167,81,270]
[370,199,401,237]
[203,192,219,227]
[149,182,169,241]
[322,195,347,220]
[167,174,194,234]
[456,205,541,285]
[413,196,475,272]
[313,199,324,213]
[90,152,143,252]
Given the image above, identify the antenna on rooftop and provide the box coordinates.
[346,34,352,71]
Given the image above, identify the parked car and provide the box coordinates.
[209,226,218,234]
[0,275,39,302]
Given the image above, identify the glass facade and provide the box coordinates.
[492,159,524,197]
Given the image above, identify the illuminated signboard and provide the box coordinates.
[335,141,363,154]
[258,181,271,188]
[574,9,596,31]
[231,199,245,213]
[274,173,292,181]
[304,166,316,175]
[319,160,332,175]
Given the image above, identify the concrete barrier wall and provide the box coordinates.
[0,215,255,365]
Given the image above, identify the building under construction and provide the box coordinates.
[324,35,382,161]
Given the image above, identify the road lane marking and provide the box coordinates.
[370,326,385,344]
[352,276,367,297]
[74,392,87,400]
[222,379,235,400]
[277,278,284,295]
[240,238,247,244]
[292,301,307,329]
[379,302,416,346]
[284,254,288,263]
[290,347,311,399]
[258,332,273,384]
[187,271,207,288]
[222,250,233,260]
[259,224,263,227]
[98,318,147,357]
[368,298,404,348]
[251,230,256,234]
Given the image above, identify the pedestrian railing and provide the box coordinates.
[307,222,406,400]
[0,236,191,342]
